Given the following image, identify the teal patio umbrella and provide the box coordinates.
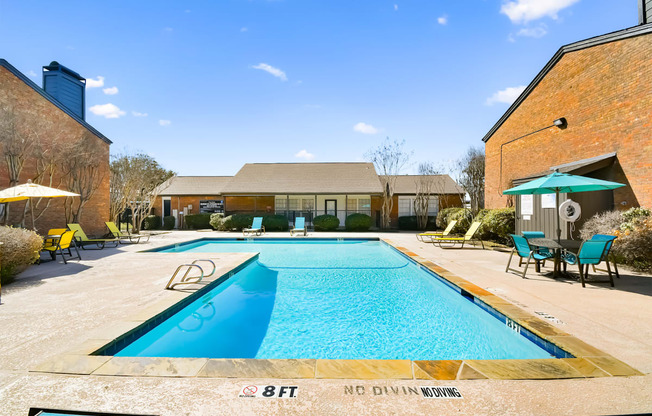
[503,171,625,242]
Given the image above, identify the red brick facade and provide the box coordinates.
[484,34,652,209]
[0,66,110,235]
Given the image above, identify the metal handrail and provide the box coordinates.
[164,259,216,290]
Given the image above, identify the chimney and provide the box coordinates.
[42,61,86,120]
[640,0,652,24]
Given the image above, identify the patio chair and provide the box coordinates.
[432,221,485,249]
[562,240,613,288]
[506,234,553,278]
[290,217,307,236]
[417,220,457,242]
[522,231,553,258]
[41,230,81,264]
[105,221,150,244]
[67,223,119,250]
[590,234,619,279]
[243,217,265,236]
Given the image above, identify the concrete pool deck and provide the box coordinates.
[1,231,651,415]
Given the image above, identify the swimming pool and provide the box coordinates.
[114,239,554,360]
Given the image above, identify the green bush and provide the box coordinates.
[475,208,515,244]
[436,208,473,234]
[184,213,212,229]
[219,214,254,231]
[313,214,340,231]
[263,215,289,232]
[398,216,437,231]
[162,216,176,230]
[0,226,43,285]
[142,215,161,230]
[345,213,372,231]
[209,213,224,230]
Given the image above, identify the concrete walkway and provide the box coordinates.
[1,231,650,415]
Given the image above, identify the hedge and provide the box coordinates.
[209,213,224,230]
[184,213,213,229]
[142,215,161,230]
[162,216,176,230]
[474,208,515,244]
[0,226,42,285]
[345,213,372,231]
[398,216,437,231]
[219,214,254,231]
[263,215,289,232]
[437,207,473,234]
[313,214,340,231]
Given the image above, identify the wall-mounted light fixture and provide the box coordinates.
[499,117,567,194]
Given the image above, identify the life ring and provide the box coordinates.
[559,199,581,222]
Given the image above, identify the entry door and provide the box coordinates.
[325,200,337,216]
[163,198,171,217]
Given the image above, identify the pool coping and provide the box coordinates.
[31,237,643,381]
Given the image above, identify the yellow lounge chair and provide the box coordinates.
[67,223,119,250]
[432,221,484,249]
[105,221,150,244]
[416,220,457,242]
[41,230,81,263]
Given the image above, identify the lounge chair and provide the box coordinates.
[590,234,619,278]
[105,221,150,244]
[432,221,484,249]
[506,234,553,278]
[67,223,119,250]
[562,240,613,287]
[290,217,307,236]
[41,230,81,264]
[417,220,457,242]
[243,217,265,236]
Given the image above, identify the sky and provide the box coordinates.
[0,0,639,176]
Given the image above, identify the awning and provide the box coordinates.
[513,152,617,185]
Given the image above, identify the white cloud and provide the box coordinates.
[501,0,579,24]
[437,15,448,25]
[353,122,378,135]
[89,103,126,119]
[132,111,148,117]
[86,76,105,88]
[294,149,315,160]
[517,24,548,38]
[103,86,119,95]
[252,63,287,81]
[241,27,248,32]
[394,4,398,11]
[27,70,37,78]
[159,119,171,126]
[485,85,526,106]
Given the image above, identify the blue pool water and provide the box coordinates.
[116,239,552,360]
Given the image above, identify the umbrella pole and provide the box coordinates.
[30,199,36,231]
[555,189,561,243]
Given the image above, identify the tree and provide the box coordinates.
[414,162,441,230]
[366,138,412,229]
[457,146,485,215]
[110,152,175,232]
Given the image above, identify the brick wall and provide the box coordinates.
[0,66,110,236]
[485,34,652,209]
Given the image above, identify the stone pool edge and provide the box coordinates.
[30,238,643,381]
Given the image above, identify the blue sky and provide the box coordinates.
[0,1,638,176]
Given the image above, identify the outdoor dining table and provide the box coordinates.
[528,238,582,277]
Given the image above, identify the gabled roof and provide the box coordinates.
[387,174,465,195]
[157,176,233,196]
[221,162,383,194]
[482,23,652,143]
[0,59,112,145]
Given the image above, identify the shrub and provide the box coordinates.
[184,213,212,229]
[613,216,652,272]
[0,226,43,285]
[345,213,372,231]
[263,215,289,232]
[579,211,624,240]
[620,207,650,231]
[219,214,254,231]
[313,214,340,231]
[162,215,176,230]
[398,216,437,231]
[209,213,224,230]
[475,208,515,244]
[436,207,461,229]
[142,215,161,230]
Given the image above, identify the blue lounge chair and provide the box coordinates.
[590,234,619,278]
[290,217,306,236]
[243,217,265,236]
[506,234,553,278]
[562,240,613,287]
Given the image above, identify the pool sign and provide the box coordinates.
[239,385,298,398]
[420,386,463,399]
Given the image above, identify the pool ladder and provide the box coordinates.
[165,259,216,290]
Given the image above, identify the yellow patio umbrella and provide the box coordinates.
[0,180,79,230]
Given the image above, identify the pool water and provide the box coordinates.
[116,239,552,360]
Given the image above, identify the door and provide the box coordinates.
[163,198,171,217]
[325,200,337,216]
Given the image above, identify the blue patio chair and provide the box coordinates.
[243,217,265,236]
[562,240,613,288]
[590,234,619,279]
[290,217,306,236]
[521,231,553,258]
[506,234,553,278]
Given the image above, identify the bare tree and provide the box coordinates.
[457,146,485,215]
[414,162,441,230]
[366,138,412,229]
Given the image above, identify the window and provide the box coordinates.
[275,198,287,210]
[347,198,357,211]
[398,197,413,217]
[359,199,371,209]
[288,198,300,210]
[302,199,314,210]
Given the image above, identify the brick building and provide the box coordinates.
[483,8,652,238]
[0,60,111,235]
